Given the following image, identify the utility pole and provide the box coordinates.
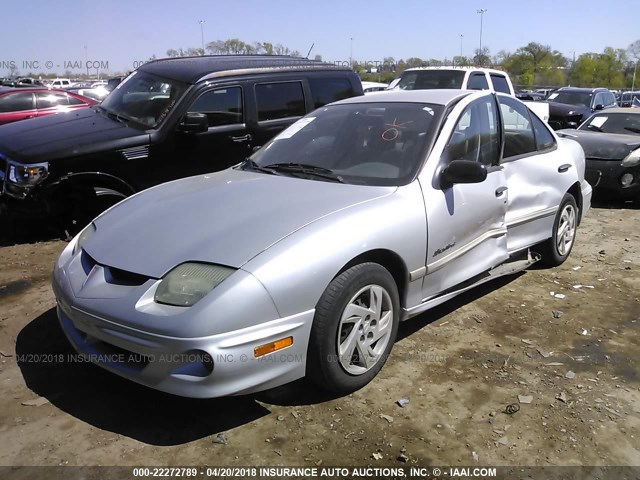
[477,9,487,65]
[199,20,206,55]
[350,37,353,69]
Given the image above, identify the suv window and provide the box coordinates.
[0,92,33,112]
[447,97,499,166]
[308,77,355,109]
[256,81,305,121]
[530,113,556,151]
[498,96,536,159]
[593,92,605,108]
[467,73,489,90]
[36,92,70,109]
[189,87,243,127]
[490,74,511,94]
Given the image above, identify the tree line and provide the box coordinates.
[165,38,640,89]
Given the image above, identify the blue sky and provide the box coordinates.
[1,0,639,76]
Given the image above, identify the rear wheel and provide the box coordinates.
[539,193,578,266]
[307,263,400,393]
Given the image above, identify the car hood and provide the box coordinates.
[87,169,395,278]
[556,129,640,160]
[547,102,590,117]
[0,107,147,163]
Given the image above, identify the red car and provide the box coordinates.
[0,88,98,125]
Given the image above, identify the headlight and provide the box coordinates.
[71,222,96,256]
[154,263,235,307]
[622,148,640,167]
[8,161,49,187]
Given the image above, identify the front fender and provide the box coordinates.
[42,171,136,197]
[242,182,428,318]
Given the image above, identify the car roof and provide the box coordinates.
[403,66,508,75]
[556,87,609,93]
[330,89,472,106]
[0,87,78,95]
[138,55,352,84]
[589,107,640,115]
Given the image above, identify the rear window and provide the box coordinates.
[309,77,356,109]
[255,81,305,121]
[397,70,465,90]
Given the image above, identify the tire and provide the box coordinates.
[307,263,400,394]
[539,193,578,267]
[57,186,127,236]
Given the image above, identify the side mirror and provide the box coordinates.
[178,112,208,134]
[594,104,604,111]
[441,160,487,187]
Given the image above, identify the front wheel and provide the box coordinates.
[539,193,578,266]
[307,263,400,394]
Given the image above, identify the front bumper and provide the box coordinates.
[52,248,315,398]
[586,159,640,199]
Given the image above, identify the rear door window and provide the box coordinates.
[467,73,489,90]
[308,77,355,109]
[256,81,305,121]
[498,96,536,159]
[36,92,70,109]
[490,74,511,94]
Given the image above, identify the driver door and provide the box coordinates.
[421,95,509,300]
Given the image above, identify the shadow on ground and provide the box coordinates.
[15,273,525,442]
[16,308,272,446]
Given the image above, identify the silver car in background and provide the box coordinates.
[52,90,592,398]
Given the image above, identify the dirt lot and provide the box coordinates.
[0,201,638,472]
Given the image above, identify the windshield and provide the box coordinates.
[247,102,443,186]
[579,112,640,135]
[547,91,592,108]
[100,71,188,128]
[397,70,465,90]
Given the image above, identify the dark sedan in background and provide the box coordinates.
[546,87,617,130]
[558,108,640,200]
[0,88,97,125]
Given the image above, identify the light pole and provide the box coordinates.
[477,9,487,65]
[199,20,205,55]
[459,34,464,60]
[84,45,89,78]
[350,37,353,69]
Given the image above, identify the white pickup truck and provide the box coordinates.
[388,66,550,122]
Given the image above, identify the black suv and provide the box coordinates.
[0,55,362,230]
[546,87,617,130]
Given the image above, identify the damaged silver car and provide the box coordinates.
[52,90,592,398]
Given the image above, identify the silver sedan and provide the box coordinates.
[52,90,592,398]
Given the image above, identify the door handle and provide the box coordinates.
[495,186,508,197]
[558,164,572,173]
[230,134,252,143]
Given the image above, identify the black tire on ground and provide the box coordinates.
[306,262,400,394]
[539,193,578,267]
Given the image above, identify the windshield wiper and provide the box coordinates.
[242,159,279,175]
[95,105,130,126]
[264,162,345,183]
[624,126,640,134]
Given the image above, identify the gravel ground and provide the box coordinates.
[0,200,638,471]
